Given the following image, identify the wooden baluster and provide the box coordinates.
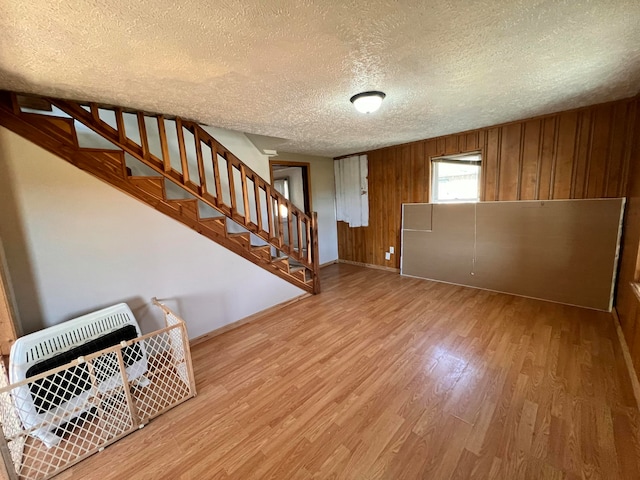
[175,118,190,184]
[137,112,150,158]
[240,165,251,225]
[111,107,129,178]
[287,200,294,256]
[194,127,206,195]
[157,115,172,173]
[266,185,275,240]
[296,211,303,261]
[89,103,100,123]
[210,142,223,206]
[115,108,126,144]
[9,92,21,114]
[277,195,285,249]
[306,217,312,264]
[311,212,321,293]
[226,155,237,214]
[254,178,264,233]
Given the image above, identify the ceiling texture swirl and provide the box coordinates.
[1,0,639,157]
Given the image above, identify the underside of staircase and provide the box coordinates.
[0,91,320,293]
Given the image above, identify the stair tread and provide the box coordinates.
[21,112,74,123]
[165,198,198,204]
[127,176,165,201]
[19,113,78,147]
[128,175,164,181]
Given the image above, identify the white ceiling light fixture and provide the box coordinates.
[350,91,386,114]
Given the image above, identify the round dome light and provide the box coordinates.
[350,91,386,114]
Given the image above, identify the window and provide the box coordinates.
[431,152,481,203]
[273,177,290,217]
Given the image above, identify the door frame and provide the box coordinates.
[269,160,313,215]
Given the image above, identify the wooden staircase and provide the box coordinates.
[0,91,320,293]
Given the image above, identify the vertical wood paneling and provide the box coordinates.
[572,111,592,199]
[445,135,458,154]
[392,147,402,266]
[520,120,541,200]
[497,123,522,200]
[484,128,500,201]
[410,142,426,203]
[400,145,412,206]
[587,105,613,198]
[338,97,636,270]
[426,140,438,201]
[369,150,380,265]
[467,131,480,151]
[537,117,557,200]
[553,111,578,199]
[605,102,631,197]
[615,98,640,383]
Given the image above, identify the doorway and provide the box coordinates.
[269,160,312,215]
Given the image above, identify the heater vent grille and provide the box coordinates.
[25,312,133,364]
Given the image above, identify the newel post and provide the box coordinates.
[311,212,321,294]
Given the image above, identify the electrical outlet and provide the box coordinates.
[385,252,391,261]
[389,246,395,254]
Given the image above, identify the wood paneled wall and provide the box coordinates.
[337,97,638,269]
[338,95,640,383]
[615,99,640,378]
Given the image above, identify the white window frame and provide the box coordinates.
[430,152,482,204]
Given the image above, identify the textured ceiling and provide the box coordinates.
[1,1,639,157]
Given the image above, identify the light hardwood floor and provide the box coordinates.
[58,264,640,479]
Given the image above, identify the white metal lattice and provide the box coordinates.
[0,300,196,480]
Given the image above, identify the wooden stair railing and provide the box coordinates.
[0,91,320,294]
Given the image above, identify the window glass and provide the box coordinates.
[431,153,481,203]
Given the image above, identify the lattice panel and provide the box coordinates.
[131,333,191,423]
[0,301,195,480]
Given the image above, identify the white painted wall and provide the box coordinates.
[273,166,305,212]
[0,127,304,337]
[271,152,338,265]
[201,125,270,179]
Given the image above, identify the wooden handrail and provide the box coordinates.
[40,94,317,272]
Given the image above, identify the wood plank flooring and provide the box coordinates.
[57,264,640,479]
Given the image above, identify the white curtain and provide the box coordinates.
[334,155,369,227]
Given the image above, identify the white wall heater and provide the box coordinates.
[9,303,148,448]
